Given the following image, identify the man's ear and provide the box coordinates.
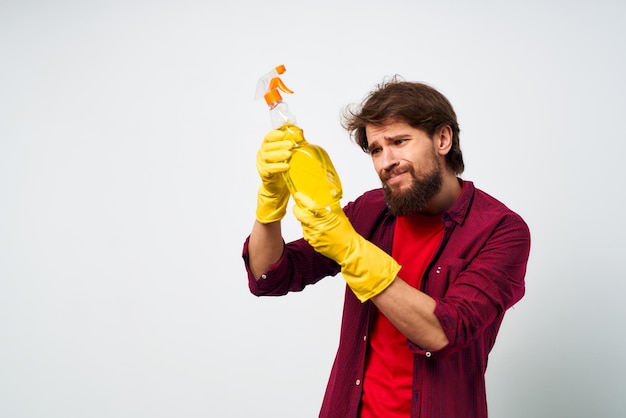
[435,125,453,156]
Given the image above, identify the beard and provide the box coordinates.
[382,158,443,216]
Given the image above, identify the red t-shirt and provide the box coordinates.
[360,213,444,417]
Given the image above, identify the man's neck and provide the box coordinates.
[422,173,462,216]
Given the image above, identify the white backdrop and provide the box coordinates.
[2,1,625,417]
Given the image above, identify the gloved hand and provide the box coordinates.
[293,192,402,302]
[255,129,294,224]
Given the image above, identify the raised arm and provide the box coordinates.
[247,130,293,279]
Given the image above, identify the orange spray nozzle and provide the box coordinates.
[264,77,294,105]
[256,64,295,106]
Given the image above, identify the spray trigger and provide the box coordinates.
[255,64,294,106]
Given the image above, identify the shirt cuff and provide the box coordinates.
[242,235,288,295]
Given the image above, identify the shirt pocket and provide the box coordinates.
[424,257,467,296]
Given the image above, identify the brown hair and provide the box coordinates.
[341,76,464,174]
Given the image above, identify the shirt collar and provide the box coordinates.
[442,179,474,226]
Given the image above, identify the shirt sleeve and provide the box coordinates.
[242,234,341,297]
[412,212,531,359]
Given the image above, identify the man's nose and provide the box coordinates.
[381,148,399,171]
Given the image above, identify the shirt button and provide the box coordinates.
[261,274,267,280]
[425,352,432,358]
[355,379,361,386]
[363,335,367,342]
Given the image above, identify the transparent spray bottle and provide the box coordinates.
[256,64,342,209]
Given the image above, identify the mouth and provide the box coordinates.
[383,166,407,180]
[387,173,405,184]
[382,169,409,188]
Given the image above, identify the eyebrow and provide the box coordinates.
[367,134,412,153]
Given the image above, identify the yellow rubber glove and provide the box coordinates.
[255,130,294,224]
[293,192,402,302]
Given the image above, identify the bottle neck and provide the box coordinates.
[269,100,297,129]
[268,100,305,145]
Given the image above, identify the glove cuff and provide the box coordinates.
[341,238,402,302]
[256,184,290,224]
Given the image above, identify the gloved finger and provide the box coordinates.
[262,138,294,152]
[257,133,294,174]
[292,197,324,247]
[295,191,352,229]
[259,141,293,163]
[261,129,294,157]
[263,129,287,143]
[257,158,290,179]
[293,199,314,226]
[293,191,320,211]
[257,145,293,178]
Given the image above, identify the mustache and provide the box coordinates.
[380,165,412,182]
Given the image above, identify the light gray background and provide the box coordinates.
[1,1,625,417]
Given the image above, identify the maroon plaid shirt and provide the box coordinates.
[242,180,531,417]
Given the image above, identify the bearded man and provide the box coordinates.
[242,78,531,418]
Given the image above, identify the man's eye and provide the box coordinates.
[370,148,381,155]
[394,139,406,145]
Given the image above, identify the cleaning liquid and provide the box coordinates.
[256,65,342,209]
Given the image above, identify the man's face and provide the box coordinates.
[366,121,443,216]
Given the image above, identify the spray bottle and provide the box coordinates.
[256,64,342,209]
